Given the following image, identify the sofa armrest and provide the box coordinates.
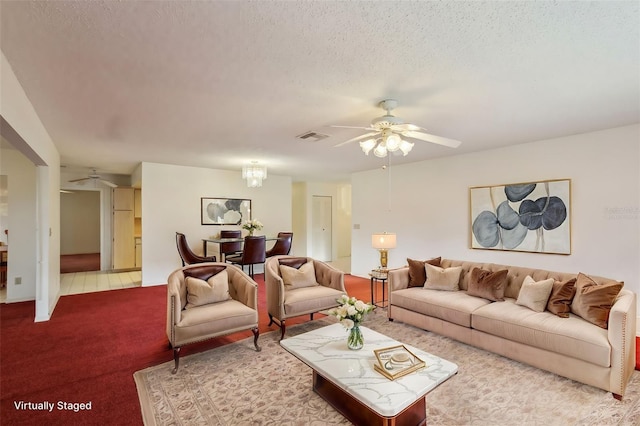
[229,269,258,310]
[607,289,637,397]
[166,271,184,345]
[313,260,346,292]
[388,267,410,291]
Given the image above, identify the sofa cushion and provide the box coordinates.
[546,278,577,318]
[571,273,623,329]
[424,264,462,291]
[472,299,611,367]
[391,287,490,328]
[280,261,318,289]
[407,257,442,287]
[515,275,554,312]
[467,268,508,301]
[185,270,231,309]
[283,285,344,316]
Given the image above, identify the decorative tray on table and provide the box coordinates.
[373,344,426,380]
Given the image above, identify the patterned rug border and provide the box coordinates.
[134,311,640,426]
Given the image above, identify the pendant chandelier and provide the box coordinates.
[242,162,267,187]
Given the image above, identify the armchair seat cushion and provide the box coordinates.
[175,300,258,343]
[284,286,344,317]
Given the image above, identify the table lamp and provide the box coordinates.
[371,233,396,269]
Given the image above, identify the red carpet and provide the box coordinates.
[60,253,100,273]
[0,273,372,425]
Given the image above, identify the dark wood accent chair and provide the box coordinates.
[225,236,266,278]
[219,230,242,261]
[265,232,293,257]
[176,232,216,266]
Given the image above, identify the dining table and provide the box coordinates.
[202,236,281,261]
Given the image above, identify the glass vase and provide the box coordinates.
[347,324,364,350]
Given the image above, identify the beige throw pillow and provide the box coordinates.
[515,275,555,312]
[407,257,442,287]
[280,261,318,289]
[424,263,462,291]
[185,270,231,309]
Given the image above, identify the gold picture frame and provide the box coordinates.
[469,179,571,254]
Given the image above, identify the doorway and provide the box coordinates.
[60,190,100,273]
[311,195,332,261]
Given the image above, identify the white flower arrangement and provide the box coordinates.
[328,295,375,330]
[242,219,263,234]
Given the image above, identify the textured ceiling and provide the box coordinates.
[1,1,638,181]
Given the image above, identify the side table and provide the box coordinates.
[369,269,388,308]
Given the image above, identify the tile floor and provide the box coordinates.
[60,269,142,296]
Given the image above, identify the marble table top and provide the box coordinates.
[280,323,458,417]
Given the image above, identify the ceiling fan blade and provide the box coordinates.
[334,131,380,147]
[330,125,376,130]
[99,179,118,188]
[390,123,424,132]
[68,177,91,183]
[401,130,462,148]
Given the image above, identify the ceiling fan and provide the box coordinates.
[68,168,118,188]
[332,99,462,157]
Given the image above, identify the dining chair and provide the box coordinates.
[219,230,242,261]
[226,236,266,278]
[176,232,216,266]
[265,232,293,257]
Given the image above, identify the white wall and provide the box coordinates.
[352,125,640,305]
[60,191,100,254]
[0,149,37,301]
[140,162,292,286]
[0,52,60,320]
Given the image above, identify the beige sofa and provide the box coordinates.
[388,258,636,399]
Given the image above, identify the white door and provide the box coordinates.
[312,195,332,261]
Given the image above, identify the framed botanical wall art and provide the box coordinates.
[469,179,571,254]
[201,198,251,225]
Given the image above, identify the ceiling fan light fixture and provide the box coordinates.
[373,142,388,158]
[359,139,376,155]
[385,133,401,152]
[399,140,414,156]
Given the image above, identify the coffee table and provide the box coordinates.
[280,323,458,426]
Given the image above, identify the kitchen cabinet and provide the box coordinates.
[112,187,136,269]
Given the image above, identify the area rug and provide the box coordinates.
[134,310,640,425]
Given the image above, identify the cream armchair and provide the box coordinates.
[265,256,346,340]
[167,262,261,373]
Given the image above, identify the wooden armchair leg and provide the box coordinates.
[252,327,262,352]
[267,314,286,340]
[310,313,314,320]
[172,347,181,374]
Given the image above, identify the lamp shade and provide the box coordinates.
[372,233,396,249]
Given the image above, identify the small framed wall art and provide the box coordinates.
[201,198,251,225]
[469,179,571,254]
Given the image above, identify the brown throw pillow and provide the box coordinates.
[184,264,227,281]
[546,278,577,318]
[467,268,508,302]
[407,257,442,287]
[571,273,623,329]
[279,257,308,269]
